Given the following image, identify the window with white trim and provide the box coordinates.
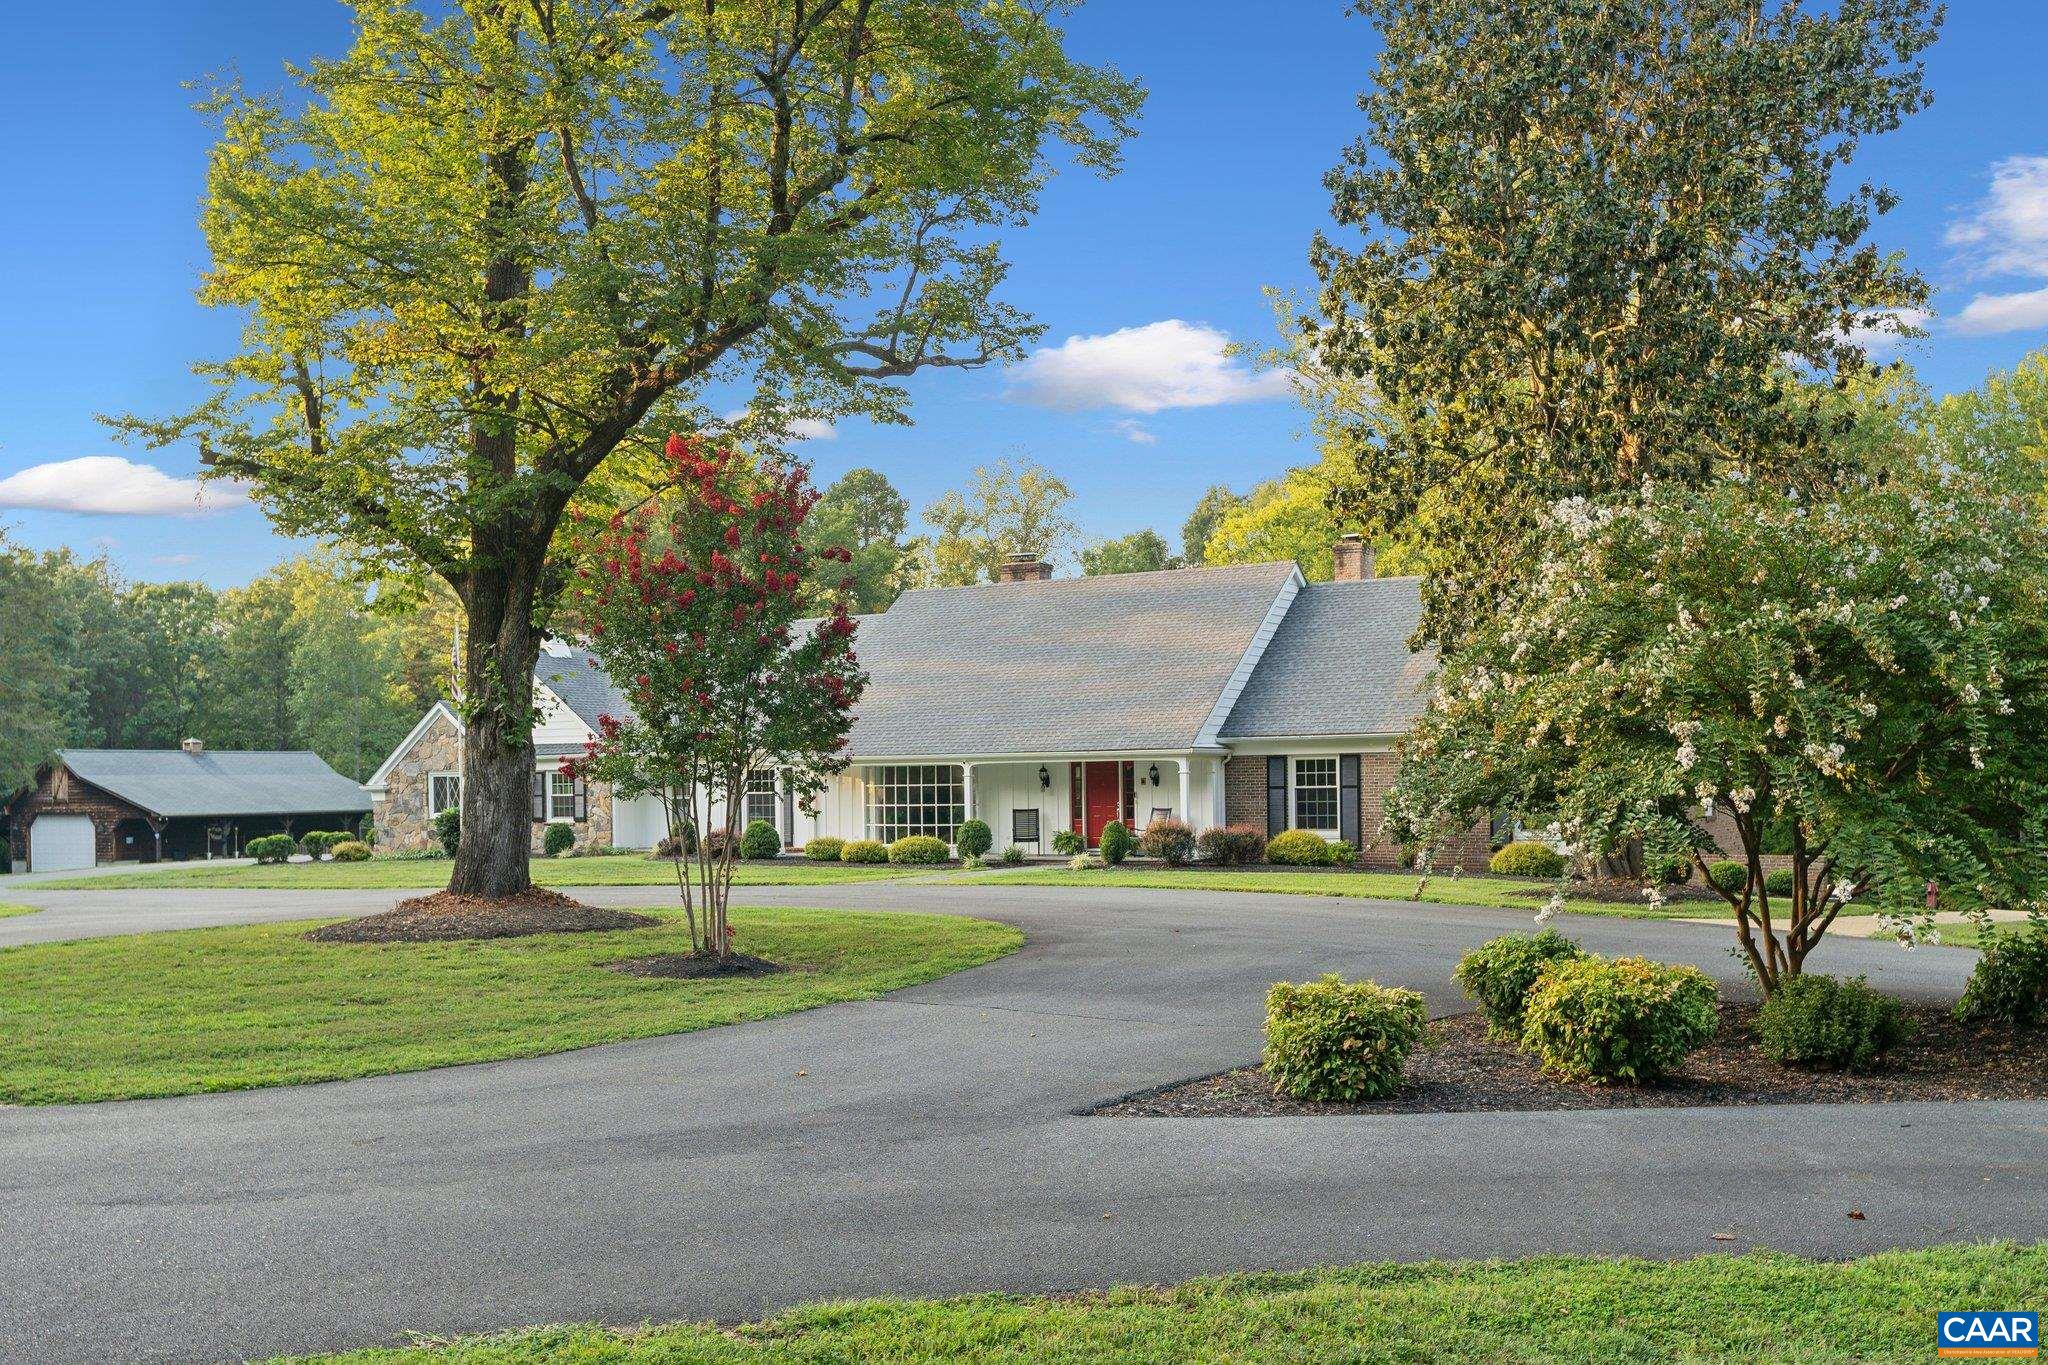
[549,770,579,821]
[429,772,461,817]
[864,764,964,844]
[745,769,779,829]
[1292,757,1339,835]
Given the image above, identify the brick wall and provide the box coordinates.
[1221,751,1492,870]
[1223,756,1268,830]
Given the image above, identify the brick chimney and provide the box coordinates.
[181,737,206,756]
[995,553,1054,584]
[1332,533,1375,582]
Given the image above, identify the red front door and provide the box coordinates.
[1082,761,1122,847]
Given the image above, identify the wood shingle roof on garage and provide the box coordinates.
[54,749,371,819]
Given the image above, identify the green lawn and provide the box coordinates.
[28,854,922,892]
[0,906,1018,1104]
[273,1243,2045,1363]
[0,903,37,919]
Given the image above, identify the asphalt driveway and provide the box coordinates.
[0,882,2039,1364]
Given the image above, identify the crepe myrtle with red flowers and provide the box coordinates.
[563,434,865,958]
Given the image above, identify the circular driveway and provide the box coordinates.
[0,882,2039,1364]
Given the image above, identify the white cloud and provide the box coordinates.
[1112,419,1158,445]
[1840,307,1932,357]
[1946,155,2048,277]
[0,457,246,516]
[719,409,836,442]
[1951,286,2048,336]
[1008,320,1294,413]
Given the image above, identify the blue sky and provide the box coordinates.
[3,1,2046,587]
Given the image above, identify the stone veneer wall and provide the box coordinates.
[529,778,614,855]
[375,711,464,852]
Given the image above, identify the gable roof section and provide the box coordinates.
[58,749,372,819]
[1220,577,1434,740]
[534,645,636,731]
[364,701,461,792]
[844,561,1298,758]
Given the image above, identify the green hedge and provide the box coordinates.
[1139,817,1196,866]
[1099,820,1134,866]
[1263,974,1428,1102]
[1956,926,2048,1028]
[1266,829,1334,866]
[1454,930,1586,1040]
[955,819,993,860]
[1198,825,1267,866]
[1520,956,1719,1084]
[840,839,889,864]
[246,834,296,865]
[1758,974,1905,1072]
[1489,841,1565,878]
[1706,860,1747,894]
[432,808,461,857]
[804,837,846,862]
[739,819,783,860]
[329,840,372,863]
[1051,829,1085,857]
[887,835,949,865]
[542,822,577,858]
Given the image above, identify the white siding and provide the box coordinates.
[532,684,594,749]
[964,761,1074,853]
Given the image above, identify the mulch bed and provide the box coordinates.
[307,888,661,943]
[1092,1003,2048,1117]
[605,952,788,980]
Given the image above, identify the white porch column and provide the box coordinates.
[1208,757,1228,832]
[961,762,976,833]
[1178,760,1192,829]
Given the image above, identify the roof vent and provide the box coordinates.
[181,737,205,756]
[995,553,1053,584]
[1332,533,1376,582]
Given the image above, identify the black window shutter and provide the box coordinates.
[1266,756,1287,836]
[531,769,546,822]
[1339,754,1361,846]
[573,777,588,822]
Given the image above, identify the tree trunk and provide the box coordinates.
[449,554,542,899]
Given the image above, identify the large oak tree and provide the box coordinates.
[120,0,1139,896]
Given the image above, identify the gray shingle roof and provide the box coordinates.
[58,749,372,819]
[534,646,636,730]
[842,562,1298,757]
[1221,577,1433,739]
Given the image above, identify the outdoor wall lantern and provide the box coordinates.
[1148,763,1161,787]
[1039,765,1051,789]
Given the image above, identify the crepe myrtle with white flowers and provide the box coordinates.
[1384,443,2048,996]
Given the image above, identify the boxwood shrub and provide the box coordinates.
[1758,974,1906,1072]
[1266,829,1334,866]
[1454,929,1587,1039]
[1488,841,1565,878]
[1198,824,1267,867]
[1262,974,1428,1102]
[1956,926,2048,1028]
[1139,817,1196,866]
[955,819,993,861]
[299,830,347,860]
[329,840,372,863]
[1762,868,1797,898]
[739,819,782,860]
[839,839,888,864]
[433,808,461,857]
[1520,955,1720,1084]
[541,822,577,858]
[804,837,846,863]
[1098,820,1134,866]
[246,834,296,865]
[1706,860,1748,894]
[887,834,949,865]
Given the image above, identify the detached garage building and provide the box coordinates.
[3,741,371,872]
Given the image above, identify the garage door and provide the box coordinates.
[29,816,96,872]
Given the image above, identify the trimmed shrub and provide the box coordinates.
[1199,824,1267,867]
[1956,926,2048,1028]
[1000,845,1026,866]
[1051,829,1085,857]
[1706,860,1748,894]
[955,819,993,860]
[433,808,461,858]
[1758,974,1906,1072]
[1266,829,1334,866]
[542,822,577,858]
[739,819,783,860]
[1262,974,1428,1102]
[1330,840,1356,866]
[1489,841,1565,878]
[247,834,296,865]
[888,834,949,865]
[1762,868,1797,898]
[703,828,738,861]
[1099,820,1134,866]
[804,837,846,863]
[299,830,346,860]
[1454,929,1588,1040]
[840,839,888,864]
[329,840,372,863]
[1520,956,1720,1084]
[1139,817,1196,866]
